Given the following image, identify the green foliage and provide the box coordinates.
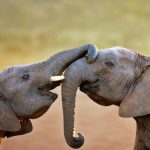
[0,0,149,68]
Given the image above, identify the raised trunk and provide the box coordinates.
[46,44,97,75]
[23,44,97,90]
[61,58,96,148]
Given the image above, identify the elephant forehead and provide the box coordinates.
[99,46,136,62]
[98,48,117,59]
[113,47,136,60]
[3,66,24,74]
[0,67,16,79]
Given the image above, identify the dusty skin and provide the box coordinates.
[0,88,135,150]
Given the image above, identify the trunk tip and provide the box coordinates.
[86,44,98,63]
[67,133,84,149]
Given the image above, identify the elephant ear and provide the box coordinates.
[0,100,21,132]
[119,64,150,118]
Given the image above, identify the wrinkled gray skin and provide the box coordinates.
[0,44,98,139]
[62,46,150,149]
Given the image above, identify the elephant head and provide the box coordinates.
[61,46,150,148]
[0,44,98,138]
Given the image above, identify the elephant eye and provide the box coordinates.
[105,61,114,68]
[22,73,30,81]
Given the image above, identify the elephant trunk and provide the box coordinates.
[25,44,97,86]
[46,44,98,76]
[61,58,96,148]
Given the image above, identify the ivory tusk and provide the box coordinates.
[49,76,65,82]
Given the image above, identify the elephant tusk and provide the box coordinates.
[49,76,65,82]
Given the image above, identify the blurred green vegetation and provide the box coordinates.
[0,0,149,69]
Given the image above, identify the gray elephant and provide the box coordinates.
[61,46,150,149]
[0,44,98,140]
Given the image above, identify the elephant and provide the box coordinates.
[61,46,150,149]
[0,44,98,140]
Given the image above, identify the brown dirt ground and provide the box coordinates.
[0,88,136,150]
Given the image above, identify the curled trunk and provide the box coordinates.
[61,58,96,148]
[45,44,98,75]
[24,44,97,90]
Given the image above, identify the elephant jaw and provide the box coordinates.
[28,75,65,119]
[37,75,64,103]
[80,82,119,106]
[29,105,51,119]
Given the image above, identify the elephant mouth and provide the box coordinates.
[38,76,64,102]
[38,82,60,101]
[80,81,96,94]
[30,80,63,119]
[30,83,59,119]
[80,81,112,106]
